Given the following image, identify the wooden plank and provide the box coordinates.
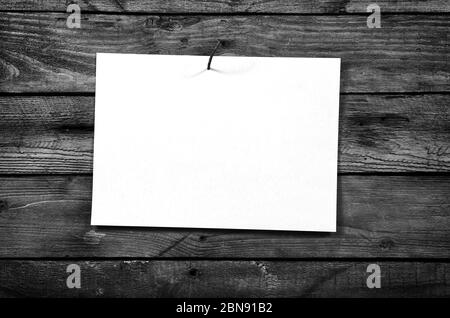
[0,175,449,258]
[0,13,448,93]
[0,96,93,174]
[2,0,449,13]
[1,95,449,174]
[0,260,449,297]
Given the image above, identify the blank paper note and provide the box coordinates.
[91,53,340,232]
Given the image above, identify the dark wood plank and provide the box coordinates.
[0,96,93,174]
[0,260,449,297]
[0,13,448,93]
[0,175,449,258]
[1,95,449,174]
[2,0,449,13]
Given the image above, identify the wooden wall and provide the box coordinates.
[0,0,449,297]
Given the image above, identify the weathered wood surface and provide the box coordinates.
[1,95,449,174]
[0,96,93,174]
[1,13,449,93]
[2,0,450,13]
[0,175,449,258]
[0,260,449,297]
[0,0,448,300]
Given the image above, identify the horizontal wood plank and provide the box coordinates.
[0,175,449,258]
[2,0,450,13]
[0,13,448,93]
[0,260,449,297]
[0,96,93,174]
[1,95,449,174]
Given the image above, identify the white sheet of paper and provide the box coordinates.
[92,53,340,232]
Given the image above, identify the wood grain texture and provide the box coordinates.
[0,96,93,174]
[0,13,449,93]
[0,260,449,297]
[0,175,449,258]
[2,0,450,13]
[0,1,448,300]
[1,95,449,174]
